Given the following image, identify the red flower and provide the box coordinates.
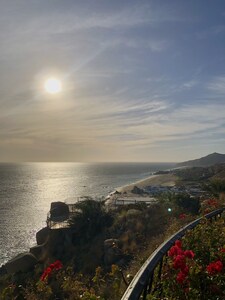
[175,240,182,248]
[219,248,225,253]
[40,267,52,281]
[207,199,218,207]
[40,260,63,281]
[168,245,183,257]
[173,255,186,270]
[184,250,195,259]
[207,260,223,275]
[176,271,187,284]
[49,263,55,269]
[182,265,189,275]
[179,214,187,219]
[53,260,63,270]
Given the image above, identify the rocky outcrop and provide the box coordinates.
[5,253,38,274]
[50,202,69,220]
[41,228,73,260]
[36,227,50,245]
[1,202,74,275]
[30,244,45,260]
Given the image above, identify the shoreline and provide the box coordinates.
[105,173,178,206]
[117,173,177,192]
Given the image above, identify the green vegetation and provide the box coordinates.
[69,199,113,243]
[159,192,200,215]
[203,179,225,198]
[174,164,225,182]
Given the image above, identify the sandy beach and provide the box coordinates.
[105,173,178,206]
[117,173,178,192]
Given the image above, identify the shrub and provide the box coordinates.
[159,192,200,215]
[158,216,225,299]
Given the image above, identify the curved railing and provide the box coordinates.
[121,207,225,300]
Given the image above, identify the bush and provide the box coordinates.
[157,216,225,299]
[159,192,200,215]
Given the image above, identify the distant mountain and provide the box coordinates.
[177,152,225,167]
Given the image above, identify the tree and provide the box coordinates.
[69,199,112,243]
[203,179,225,198]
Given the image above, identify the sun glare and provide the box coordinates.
[44,78,62,94]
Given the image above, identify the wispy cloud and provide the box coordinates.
[0,2,183,41]
[181,80,199,89]
[0,1,225,161]
[208,76,225,94]
[104,37,170,52]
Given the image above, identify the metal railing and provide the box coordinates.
[121,207,225,300]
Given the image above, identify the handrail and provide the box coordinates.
[121,207,225,300]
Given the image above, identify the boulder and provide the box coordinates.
[5,253,38,274]
[50,202,69,219]
[36,227,50,245]
[30,244,45,260]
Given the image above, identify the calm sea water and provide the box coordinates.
[0,162,175,266]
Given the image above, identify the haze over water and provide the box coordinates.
[0,162,174,266]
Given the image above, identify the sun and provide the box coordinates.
[44,78,62,94]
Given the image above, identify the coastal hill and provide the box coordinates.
[177,152,225,167]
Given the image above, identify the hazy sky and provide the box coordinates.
[0,0,225,162]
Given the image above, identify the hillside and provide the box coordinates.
[174,163,225,182]
[177,152,225,167]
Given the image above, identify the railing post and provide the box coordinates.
[147,271,154,295]
[157,257,163,281]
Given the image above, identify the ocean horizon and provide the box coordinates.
[0,162,175,266]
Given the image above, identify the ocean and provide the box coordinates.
[0,162,175,266]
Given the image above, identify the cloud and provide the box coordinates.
[181,80,199,89]
[0,1,225,162]
[0,1,185,47]
[102,36,170,52]
[208,76,225,94]
[2,71,224,156]
[84,100,225,149]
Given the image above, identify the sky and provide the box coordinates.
[0,0,225,162]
